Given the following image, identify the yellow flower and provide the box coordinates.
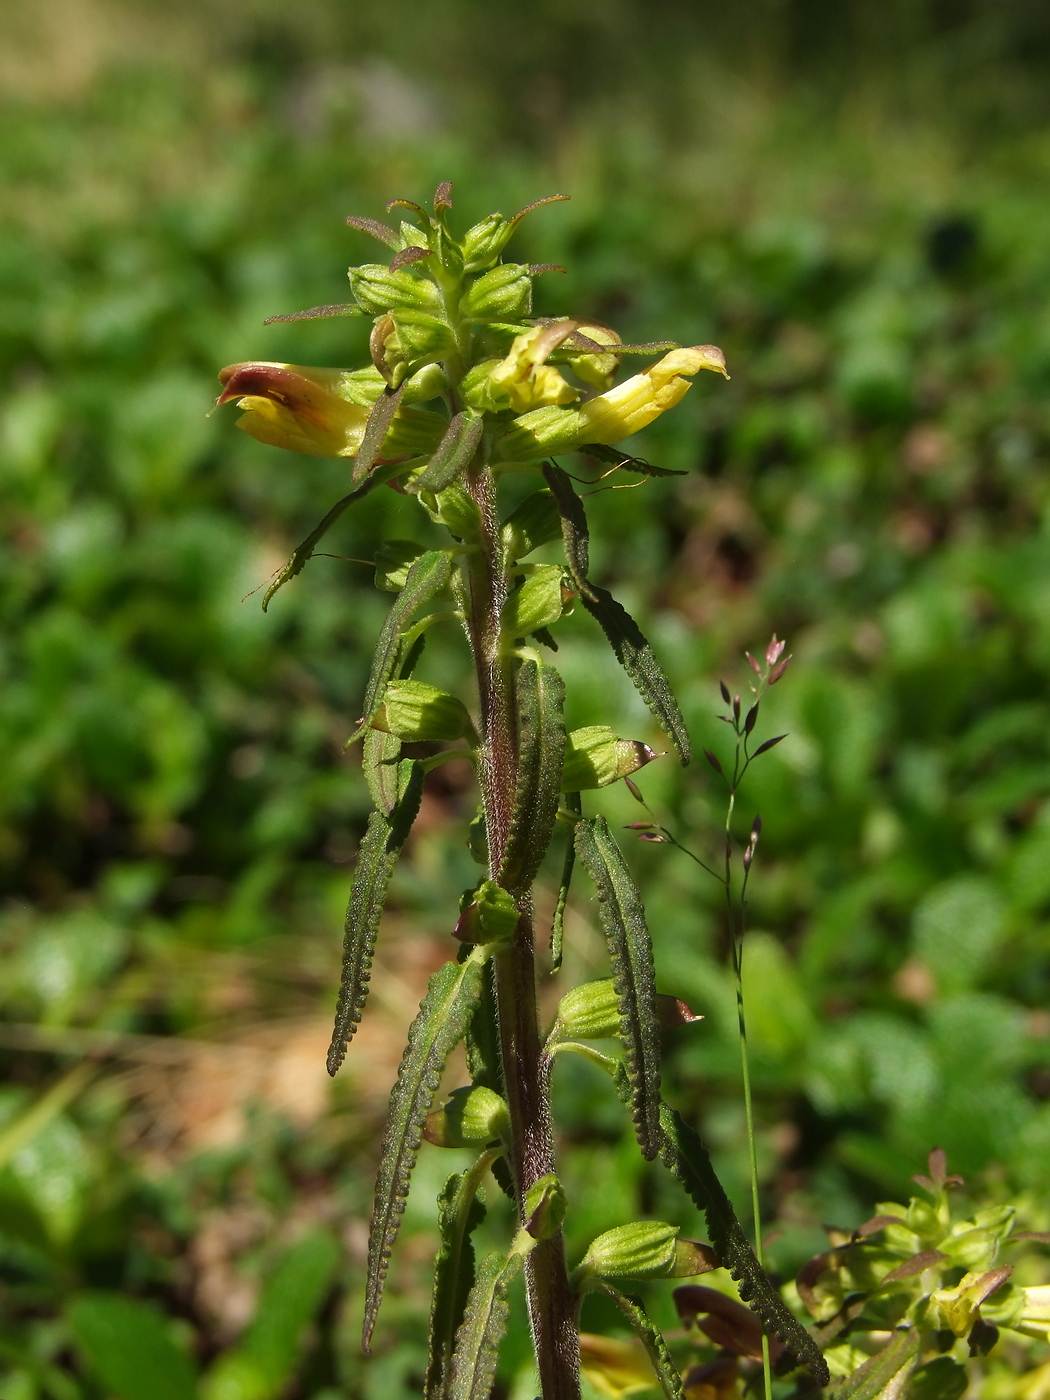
[216,362,446,461]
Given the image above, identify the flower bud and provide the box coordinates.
[556,979,702,1040]
[455,880,519,945]
[390,308,457,363]
[349,263,444,316]
[423,1085,510,1148]
[561,726,659,791]
[461,213,515,272]
[460,264,533,323]
[370,680,475,743]
[418,482,483,541]
[502,565,567,639]
[574,1223,719,1288]
[373,540,425,592]
[500,489,562,560]
[524,1173,567,1241]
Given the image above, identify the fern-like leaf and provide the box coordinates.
[655,1096,829,1385]
[364,951,486,1351]
[327,760,424,1075]
[446,1250,524,1400]
[594,1283,686,1400]
[575,816,662,1159]
[498,660,566,891]
[543,465,690,764]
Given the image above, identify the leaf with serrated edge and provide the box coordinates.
[595,1284,686,1400]
[575,816,661,1159]
[327,761,424,1075]
[447,1250,524,1400]
[833,1330,919,1400]
[652,1093,829,1385]
[364,952,486,1350]
[414,411,484,494]
[426,1166,489,1400]
[498,660,566,891]
[551,793,581,970]
[353,551,453,740]
[543,465,690,764]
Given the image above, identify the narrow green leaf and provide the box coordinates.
[201,1233,340,1400]
[551,793,581,971]
[654,1096,830,1385]
[833,1329,920,1400]
[327,761,424,1075]
[68,1294,198,1400]
[426,1162,491,1400]
[364,952,486,1350]
[354,550,453,739]
[575,816,662,1159]
[352,381,407,483]
[498,659,566,891]
[594,1283,685,1400]
[263,302,360,324]
[447,1250,524,1400]
[363,728,404,817]
[414,411,484,493]
[262,466,394,611]
[579,443,687,478]
[542,465,690,764]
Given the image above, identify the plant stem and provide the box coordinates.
[462,463,581,1400]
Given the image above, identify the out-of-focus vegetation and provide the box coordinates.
[2,2,1050,1396]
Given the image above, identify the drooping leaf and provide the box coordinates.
[426,1165,490,1400]
[327,761,424,1075]
[446,1250,524,1400]
[262,465,395,611]
[68,1294,198,1400]
[201,1233,340,1400]
[498,660,566,891]
[579,442,686,478]
[575,816,662,1159]
[364,951,486,1350]
[414,410,485,493]
[352,381,407,483]
[833,1329,920,1400]
[353,550,453,739]
[594,1283,685,1400]
[654,1096,829,1385]
[551,793,581,971]
[543,465,690,764]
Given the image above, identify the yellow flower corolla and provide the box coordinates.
[483,322,580,413]
[216,362,446,461]
[578,1332,658,1399]
[493,344,728,462]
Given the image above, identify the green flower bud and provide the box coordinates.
[371,680,475,742]
[349,263,444,316]
[501,489,562,560]
[390,308,457,363]
[461,264,533,323]
[418,482,483,541]
[502,565,568,639]
[461,213,515,273]
[423,1085,510,1148]
[374,540,425,592]
[456,880,519,945]
[524,1173,567,1241]
[555,979,702,1040]
[574,1223,719,1289]
[561,726,659,791]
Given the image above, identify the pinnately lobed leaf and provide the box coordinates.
[446,1250,524,1400]
[498,659,566,890]
[364,951,486,1351]
[426,1169,489,1400]
[327,761,425,1076]
[654,1097,830,1385]
[594,1283,686,1400]
[575,815,662,1160]
[542,464,691,764]
[354,549,453,739]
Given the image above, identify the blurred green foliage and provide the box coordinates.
[2,2,1050,1396]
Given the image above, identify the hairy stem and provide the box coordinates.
[462,463,581,1400]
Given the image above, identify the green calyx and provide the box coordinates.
[423,1085,510,1149]
[370,680,477,744]
[456,880,519,945]
[572,1222,720,1290]
[561,726,659,791]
